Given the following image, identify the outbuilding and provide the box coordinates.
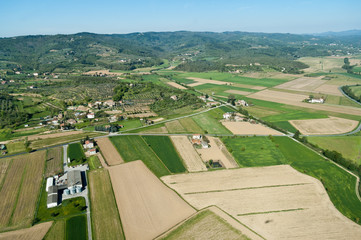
[47,195,58,208]
[67,170,82,190]
[46,177,54,192]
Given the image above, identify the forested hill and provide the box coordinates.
[0,31,360,73]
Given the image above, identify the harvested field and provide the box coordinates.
[162,165,361,240]
[89,169,124,240]
[289,117,359,135]
[158,209,248,240]
[248,89,361,116]
[314,84,343,96]
[166,81,187,89]
[0,221,52,240]
[96,137,124,166]
[221,121,283,135]
[196,137,238,169]
[171,136,207,172]
[224,89,252,96]
[0,158,11,187]
[165,120,186,133]
[44,221,65,240]
[108,161,196,240]
[275,77,326,92]
[0,151,45,230]
[45,147,63,177]
[299,57,344,73]
[27,131,81,141]
[187,77,232,87]
[232,83,266,90]
[104,110,123,114]
[141,126,168,134]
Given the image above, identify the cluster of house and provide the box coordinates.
[235,99,248,107]
[191,134,209,148]
[198,95,219,106]
[46,170,83,208]
[83,139,96,156]
[223,112,244,122]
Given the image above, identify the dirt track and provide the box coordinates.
[289,117,359,135]
[0,221,52,240]
[108,161,195,240]
[96,138,123,166]
[171,136,207,172]
[162,165,361,240]
[221,121,283,135]
[196,137,238,169]
[248,89,361,116]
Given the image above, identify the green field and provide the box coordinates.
[193,83,257,97]
[68,143,86,164]
[160,209,248,240]
[142,136,186,173]
[88,155,102,170]
[44,220,65,240]
[272,121,298,133]
[350,85,361,98]
[178,118,205,133]
[222,136,361,224]
[118,119,143,131]
[4,141,26,154]
[308,136,361,164]
[89,169,124,240]
[110,135,170,177]
[192,108,231,135]
[222,136,287,167]
[66,215,87,240]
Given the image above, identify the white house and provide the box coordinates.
[236,100,248,107]
[192,134,202,140]
[223,112,232,120]
[46,177,54,192]
[87,112,95,119]
[309,98,324,104]
[83,140,94,149]
[170,95,178,101]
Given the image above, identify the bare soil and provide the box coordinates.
[0,222,52,240]
[289,117,359,135]
[108,161,196,240]
[162,165,361,240]
[96,137,124,166]
[221,121,283,135]
[187,77,232,87]
[170,136,207,172]
[166,82,187,89]
[275,77,327,92]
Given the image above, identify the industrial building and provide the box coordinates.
[67,170,83,190]
[47,185,58,208]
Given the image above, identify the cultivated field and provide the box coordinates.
[66,215,87,240]
[45,147,63,177]
[89,169,124,240]
[248,89,361,116]
[196,137,238,169]
[44,221,65,240]
[289,117,359,135]
[166,81,187,89]
[275,77,326,91]
[0,221,52,240]
[299,56,344,73]
[186,77,232,87]
[224,89,252,96]
[162,165,361,240]
[221,121,283,135]
[0,151,46,231]
[178,118,205,133]
[158,209,247,240]
[27,130,82,141]
[171,136,207,172]
[192,111,231,135]
[96,137,124,166]
[314,84,343,96]
[165,120,186,133]
[108,161,196,240]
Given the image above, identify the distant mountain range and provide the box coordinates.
[314,29,361,37]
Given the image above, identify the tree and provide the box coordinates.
[293,130,301,140]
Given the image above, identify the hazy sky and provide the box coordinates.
[1,0,360,37]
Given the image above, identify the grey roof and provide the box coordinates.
[67,170,82,187]
[47,194,58,204]
[48,185,58,195]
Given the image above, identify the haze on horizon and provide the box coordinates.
[1,0,361,37]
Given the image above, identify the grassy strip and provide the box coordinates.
[237,208,306,216]
[184,183,310,195]
[142,136,186,173]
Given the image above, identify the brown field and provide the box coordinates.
[126,112,157,118]
[299,57,344,73]
[162,165,361,240]
[275,77,327,91]
[0,158,11,187]
[221,121,283,135]
[196,137,238,169]
[89,169,124,240]
[170,136,207,172]
[45,147,63,177]
[248,89,361,116]
[96,137,124,166]
[0,151,46,230]
[27,130,82,141]
[314,84,343,96]
[140,126,168,134]
[187,77,232,87]
[165,120,186,133]
[289,117,359,135]
[166,81,187,89]
[105,110,123,114]
[108,161,196,240]
[0,221,52,240]
[224,89,252,96]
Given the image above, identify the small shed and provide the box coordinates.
[46,177,54,192]
[47,195,58,208]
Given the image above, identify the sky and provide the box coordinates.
[1,0,360,37]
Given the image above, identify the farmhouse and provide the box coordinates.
[206,101,218,106]
[193,134,202,140]
[223,112,233,120]
[83,140,94,149]
[87,148,97,155]
[236,100,248,107]
[87,112,95,119]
